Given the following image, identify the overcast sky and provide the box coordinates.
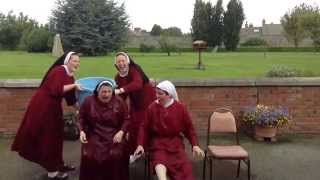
[1,0,320,33]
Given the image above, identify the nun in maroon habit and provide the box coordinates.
[134,80,205,180]
[78,80,131,180]
[11,51,81,180]
[114,52,156,155]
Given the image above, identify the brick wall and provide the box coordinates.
[1,79,320,136]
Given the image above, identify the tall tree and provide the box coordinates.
[223,0,244,51]
[150,24,162,36]
[304,10,320,51]
[51,0,129,55]
[208,0,224,47]
[0,11,38,50]
[191,0,210,41]
[295,4,320,50]
[281,4,311,48]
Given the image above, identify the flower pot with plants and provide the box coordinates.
[242,105,290,142]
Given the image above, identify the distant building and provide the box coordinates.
[240,19,313,47]
[131,27,149,36]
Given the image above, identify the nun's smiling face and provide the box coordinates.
[98,85,113,103]
[115,54,129,74]
[156,88,171,106]
[66,55,80,73]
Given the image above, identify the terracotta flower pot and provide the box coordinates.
[254,125,277,142]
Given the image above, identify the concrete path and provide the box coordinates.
[1,134,319,180]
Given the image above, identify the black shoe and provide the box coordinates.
[60,164,76,172]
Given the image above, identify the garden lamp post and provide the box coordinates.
[193,40,207,70]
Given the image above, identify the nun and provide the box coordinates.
[113,52,156,156]
[134,80,204,180]
[78,80,131,180]
[12,51,81,180]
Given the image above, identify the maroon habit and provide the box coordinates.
[115,65,156,151]
[78,95,130,180]
[11,66,76,171]
[137,100,199,180]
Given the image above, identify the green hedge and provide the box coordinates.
[122,47,318,53]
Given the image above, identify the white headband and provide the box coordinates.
[64,51,75,65]
[115,52,130,65]
[156,80,179,101]
[97,80,115,92]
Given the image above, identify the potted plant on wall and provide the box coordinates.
[242,104,290,141]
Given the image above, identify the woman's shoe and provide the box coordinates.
[47,173,68,180]
[60,164,76,172]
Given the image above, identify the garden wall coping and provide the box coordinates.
[1,78,320,88]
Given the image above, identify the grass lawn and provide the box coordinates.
[0,51,319,79]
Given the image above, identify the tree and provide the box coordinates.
[0,11,38,50]
[26,27,53,52]
[300,5,320,51]
[208,0,224,47]
[158,35,177,56]
[306,12,320,51]
[150,24,162,36]
[223,0,244,51]
[51,0,129,55]
[191,0,210,41]
[162,27,183,37]
[281,4,313,48]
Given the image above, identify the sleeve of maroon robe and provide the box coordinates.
[118,97,131,132]
[181,104,199,146]
[114,75,129,101]
[64,87,76,106]
[78,96,90,133]
[120,67,144,93]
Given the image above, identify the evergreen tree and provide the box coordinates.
[208,0,224,47]
[191,0,210,41]
[223,0,244,51]
[150,24,162,36]
[51,0,129,55]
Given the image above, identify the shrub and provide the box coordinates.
[26,28,53,52]
[139,43,155,52]
[266,66,303,77]
[241,38,267,47]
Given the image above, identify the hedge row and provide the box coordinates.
[122,47,319,53]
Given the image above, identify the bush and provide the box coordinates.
[266,66,303,77]
[241,37,267,47]
[139,43,155,52]
[26,28,53,52]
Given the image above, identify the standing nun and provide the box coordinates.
[113,52,156,156]
[134,80,204,180]
[12,51,81,180]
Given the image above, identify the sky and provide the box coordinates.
[0,0,320,33]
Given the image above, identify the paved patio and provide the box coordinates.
[0,133,319,180]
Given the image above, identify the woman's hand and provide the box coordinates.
[113,130,124,143]
[114,88,124,95]
[134,145,145,156]
[192,146,205,159]
[80,131,88,144]
[74,83,82,91]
